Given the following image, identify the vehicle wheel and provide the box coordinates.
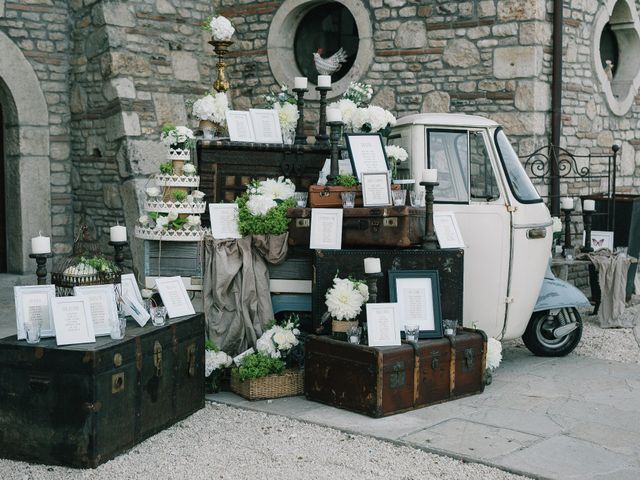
[522,307,582,357]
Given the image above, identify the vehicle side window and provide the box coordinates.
[428,130,469,203]
[469,131,500,201]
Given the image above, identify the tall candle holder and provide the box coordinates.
[582,209,593,253]
[315,86,332,145]
[420,181,439,250]
[327,121,343,185]
[365,271,383,304]
[208,39,234,93]
[292,87,308,145]
[29,252,53,285]
[562,207,574,256]
[109,241,128,272]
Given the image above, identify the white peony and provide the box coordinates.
[386,145,408,163]
[182,163,197,175]
[325,277,368,321]
[256,334,280,359]
[154,216,168,230]
[186,215,201,228]
[258,176,296,200]
[246,195,277,216]
[210,15,235,41]
[161,125,195,148]
[486,337,503,370]
[205,350,233,377]
[256,324,299,359]
[192,93,229,124]
[166,210,179,222]
[328,99,357,128]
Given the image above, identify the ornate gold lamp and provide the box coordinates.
[208,39,233,93]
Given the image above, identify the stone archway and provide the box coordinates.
[0,30,51,273]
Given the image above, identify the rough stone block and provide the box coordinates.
[493,46,542,78]
[0,0,4,18]
[152,92,187,126]
[123,139,166,177]
[478,0,496,17]
[515,80,550,111]
[422,91,450,113]
[103,77,136,101]
[70,84,87,114]
[103,183,123,209]
[394,20,427,48]
[443,38,480,67]
[490,111,546,135]
[20,126,50,156]
[105,112,141,141]
[497,0,545,21]
[50,142,71,161]
[519,21,552,46]
[597,130,614,147]
[620,141,635,175]
[156,0,176,15]
[171,51,200,82]
[102,52,152,78]
[372,86,396,110]
[95,1,136,27]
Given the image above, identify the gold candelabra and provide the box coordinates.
[208,39,233,93]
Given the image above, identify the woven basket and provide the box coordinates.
[230,368,304,401]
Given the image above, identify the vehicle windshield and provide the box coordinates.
[495,128,542,204]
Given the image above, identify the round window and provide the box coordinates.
[293,3,359,82]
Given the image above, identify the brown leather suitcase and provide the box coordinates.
[287,206,425,248]
[304,329,486,417]
[308,184,401,208]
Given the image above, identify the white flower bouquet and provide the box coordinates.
[205,349,233,377]
[192,92,229,125]
[343,81,373,107]
[385,145,408,179]
[236,177,296,236]
[325,276,369,321]
[486,338,503,370]
[161,124,196,150]
[256,321,300,360]
[208,15,235,42]
[182,163,197,176]
[350,105,396,136]
[327,98,358,128]
[264,85,299,144]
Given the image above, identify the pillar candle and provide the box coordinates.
[583,199,595,212]
[326,108,342,123]
[110,225,127,242]
[294,76,307,89]
[364,257,381,274]
[422,168,438,183]
[31,235,51,254]
[560,197,574,210]
[317,75,331,88]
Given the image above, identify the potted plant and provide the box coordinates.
[325,275,369,339]
[172,190,187,204]
[236,177,296,236]
[205,340,233,393]
[328,82,396,137]
[191,92,229,139]
[159,162,173,175]
[160,124,196,174]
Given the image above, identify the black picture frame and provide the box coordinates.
[388,270,443,339]
[344,133,389,181]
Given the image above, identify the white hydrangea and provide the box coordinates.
[166,210,179,222]
[256,324,300,359]
[386,145,408,163]
[258,176,296,201]
[154,216,168,231]
[205,350,233,377]
[138,215,150,226]
[210,15,235,41]
[186,215,201,228]
[486,337,503,370]
[182,163,197,175]
[192,93,229,124]
[351,106,396,134]
[328,98,357,128]
[161,125,195,148]
[325,277,369,321]
[274,102,299,134]
[246,195,277,216]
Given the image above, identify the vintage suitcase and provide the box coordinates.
[287,207,425,248]
[305,330,486,417]
[0,314,205,468]
[312,249,464,332]
[308,184,401,208]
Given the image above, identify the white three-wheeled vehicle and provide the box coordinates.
[390,114,589,356]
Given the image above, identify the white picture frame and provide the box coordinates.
[361,171,392,207]
[345,133,389,181]
[249,109,283,144]
[119,273,149,327]
[433,212,465,249]
[366,303,401,347]
[73,285,118,337]
[51,296,96,346]
[14,285,56,340]
[155,276,196,318]
[226,110,256,142]
[121,273,142,304]
[309,208,343,250]
[209,203,242,239]
[583,230,614,251]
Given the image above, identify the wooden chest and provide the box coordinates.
[0,314,205,468]
[304,331,486,417]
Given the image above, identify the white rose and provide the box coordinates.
[183,163,196,175]
[186,215,201,228]
[154,216,168,230]
[167,211,179,222]
[146,187,161,198]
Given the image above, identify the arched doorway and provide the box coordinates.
[0,105,5,272]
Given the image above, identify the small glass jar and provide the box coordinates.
[152,306,167,327]
[24,321,41,344]
[443,319,457,337]
[404,324,420,342]
[346,325,362,344]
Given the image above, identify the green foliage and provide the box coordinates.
[205,339,218,352]
[233,352,285,381]
[168,217,188,230]
[161,123,176,135]
[148,211,159,221]
[79,256,118,273]
[335,175,358,187]
[172,190,187,203]
[236,196,296,236]
[160,162,173,174]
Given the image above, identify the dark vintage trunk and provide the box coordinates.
[305,331,486,418]
[0,314,205,468]
[287,206,426,248]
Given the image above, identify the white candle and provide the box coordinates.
[422,168,438,183]
[349,335,359,344]
[326,108,342,123]
[560,197,574,210]
[583,199,595,212]
[317,75,331,88]
[31,234,51,254]
[110,225,127,242]
[294,76,307,89]
[445,327,454,336]
[364,257,381,274]
[406,333,416,341]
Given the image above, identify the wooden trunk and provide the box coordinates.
[0,314,205,468]
[288,206,425,248]
[304,331,486,417]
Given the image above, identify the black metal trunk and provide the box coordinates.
[0,314,205,468]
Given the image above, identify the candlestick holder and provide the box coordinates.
[109,241,128,272]
[29,253,53,285]
[364,271,384,304]
[292,87,308,145]
[582,209,594,253]
[208,39,234,93]
[315,86,332,145]
[562,207,574,256]
[327,121,344,185]
[420,181,439,250]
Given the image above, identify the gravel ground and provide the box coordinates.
[0,403,527,480]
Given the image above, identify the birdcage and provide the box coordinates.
[51,225,121,296]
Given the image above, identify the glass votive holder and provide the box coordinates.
[110,312,127,340]
[391,189,407,206]
[347,325,362,344]
[443,319,458,337]
[24,321,41,344]
[341,191,356,208]
[152,306,167,327]
[564,247,575,262]
[404,324,420,342]
[410,189,425,207]
[293,191,308,208]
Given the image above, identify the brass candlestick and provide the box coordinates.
[292,87,308,145]
[420,181,439,250]
[208,39,233,93]
[315,86,332,145]
[327,121,343,185]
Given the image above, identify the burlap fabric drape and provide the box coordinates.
[203,233,288,355]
